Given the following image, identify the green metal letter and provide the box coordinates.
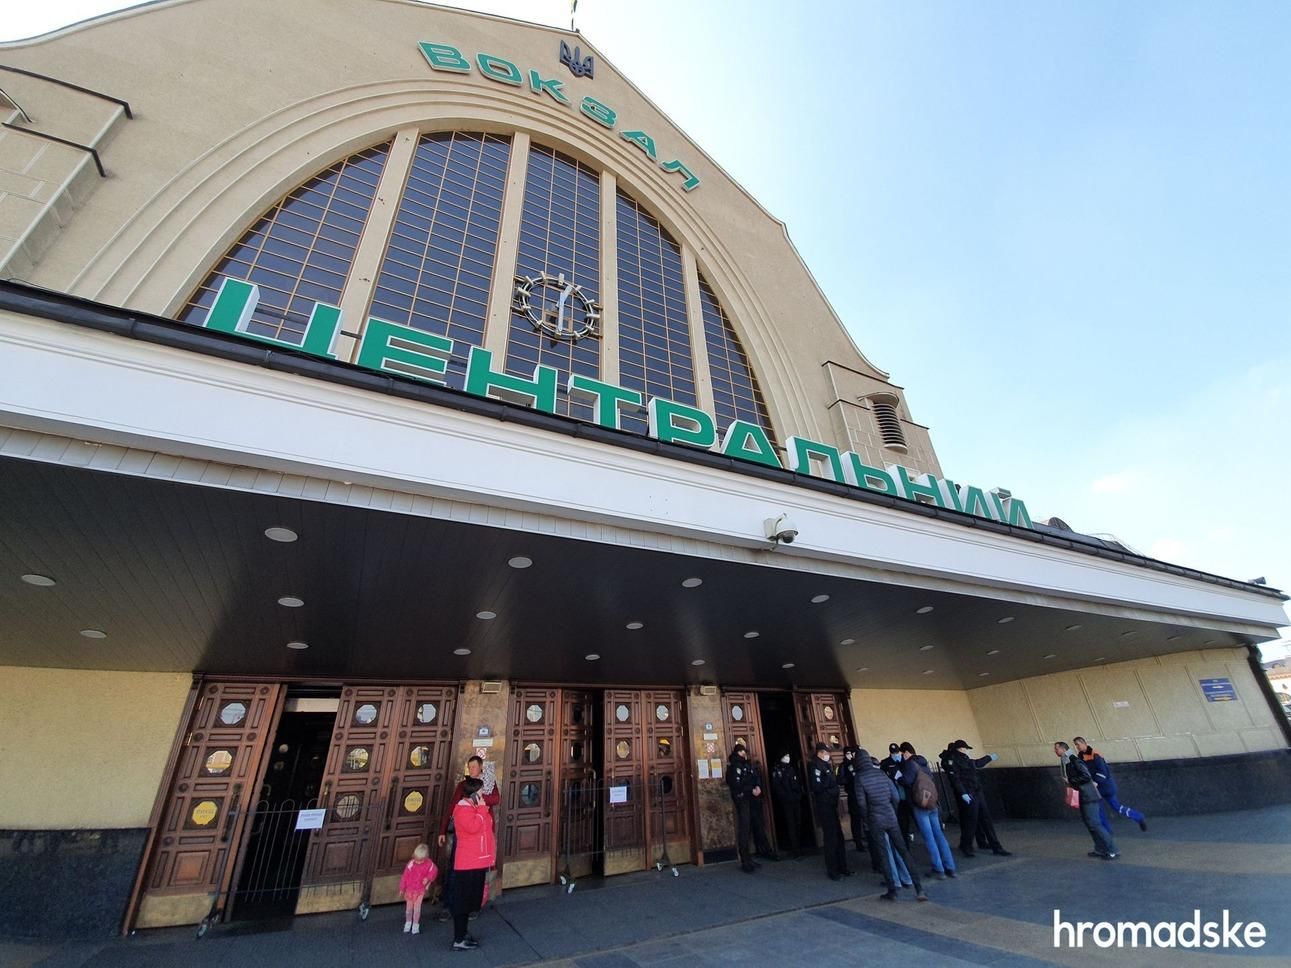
[580,96,617,128]
[418,42,471,73]
[620,130,657,160]
[660,159,700,191]
[957,484,996,520]
[477,53,523,86]
[355,318,452,384]
[843,453,898,495]
[568,374,642,430]
[465,346,557,413]
[785,436,846,483]
[720,421,782,468]
[648,398,717,449]
[895,466,950,508]
[205,278,338,359]
[528,69,570,105]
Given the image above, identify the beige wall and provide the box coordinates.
[967,647,1285,767]
[0,666,191,828]
[849,688,981,761]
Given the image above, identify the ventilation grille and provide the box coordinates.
[871,400,907,450]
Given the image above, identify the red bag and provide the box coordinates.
[1065,787,1080,809]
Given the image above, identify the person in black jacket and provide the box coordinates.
[770,753,806,857]
[726,745,777,872]
[807,742,850,880]
[945,739,1011,858]
[836,746,872,865]
[853,748,927,901]
[879,742,915,846]
[1055,742,1117,859]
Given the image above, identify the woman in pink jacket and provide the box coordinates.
[448,776,496,951]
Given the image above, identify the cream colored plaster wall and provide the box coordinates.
[0,666,192,828]
[967,648,1285,767]
[0,0,934,463]
[849,688,982,762]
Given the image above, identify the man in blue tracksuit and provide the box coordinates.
[1074,737,1147,834]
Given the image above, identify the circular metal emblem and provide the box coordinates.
[514,272,600,341]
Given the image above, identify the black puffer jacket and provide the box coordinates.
[1063,753,1102,805]
[851,748,899,828]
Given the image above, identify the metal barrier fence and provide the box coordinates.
[557,775,680,894]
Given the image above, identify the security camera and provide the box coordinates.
[764,513,799,545]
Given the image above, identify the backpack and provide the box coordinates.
[912,767,939,810]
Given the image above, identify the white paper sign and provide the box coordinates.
[295,808,327,830]
[697,759,710,780]
[609,785,628,804]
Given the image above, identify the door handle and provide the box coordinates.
[221,784,242,843]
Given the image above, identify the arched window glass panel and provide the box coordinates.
[506,144,601,420]
[615,190,695,435]
[178,144,391,343]
[697,272,775,444]
[369,132,511,389]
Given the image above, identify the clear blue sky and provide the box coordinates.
[7,1,1290,654]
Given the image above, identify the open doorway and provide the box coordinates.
[230,704,335,920]
[757,691,816,851]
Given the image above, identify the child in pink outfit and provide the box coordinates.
[399,843,438,934]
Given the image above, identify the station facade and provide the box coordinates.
[0,0,1287,940]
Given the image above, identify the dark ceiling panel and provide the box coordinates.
[0,455,1252,689]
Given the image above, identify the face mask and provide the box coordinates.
[781,755,790,764]
[892,752,902,762]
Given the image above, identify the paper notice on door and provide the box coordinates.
[709,758,723,779]
[295,808,327,830]
[697,759,710,780]
[609,785,628,804]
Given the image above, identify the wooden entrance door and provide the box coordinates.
[558,690,598,878]
[500,687,560,887]
[721,690,775,849]
[794,691,855,841]
[297,683,459,912]
[603,690,647,875]
[643,689,690,866]
[135,681,285,929]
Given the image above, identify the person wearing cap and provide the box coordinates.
[852,747,928,901]
[1074,737,1147,834]
[771,752,807,858]
[879,742,915,846]
[946,739,1011,858]
[726,745,777,873]
[836,746,872,867]
[1056,741,1117,860]
[807,741,850,880]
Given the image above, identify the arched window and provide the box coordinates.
[615,189,695,435]
[369,132,511,388]
[178,143,391,343]
[698,272,774,443]
[505,144,601,419]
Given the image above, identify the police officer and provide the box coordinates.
[946,739,1012,858]
[808,741,850,880]
[770,752,806,857]
[726,745,777,872]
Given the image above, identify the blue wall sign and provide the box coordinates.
[1199,677,1238,702]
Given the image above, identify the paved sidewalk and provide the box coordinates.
[6,808,1289,966]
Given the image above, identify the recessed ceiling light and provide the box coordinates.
[1066,624,1082,631]
[1120,631,1136,637]
[626,621,644,630]
[997,616,1015,624]
[264,527,298,542]
[986,649,1000,656]
[1167,635,1182,642]
[277,596,304,608]
[840,638,855,646]
[856,666,869,672]
[781,662,796,669]
[1093,657,1105,663]
[1203,639,1215,645]
[508,556,533,569]
[743,631,759,639]
[916,606,934,615]
[21,574,56,586]
[919,645,935,652]
[810,594,830,604]
[921,669,934,675]
[681,577,703,588]
[1043,653,1057,659]
[691,659,706,666]
[476,611,496,620]
[585,653,600,661]
[454,648,472,656]
[79,629,107,639]
[978,672,992,677]
[286,640,309,650]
